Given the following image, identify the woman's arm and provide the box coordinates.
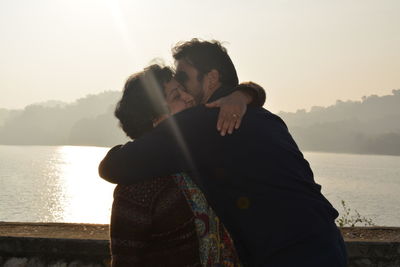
[206,82,266,136]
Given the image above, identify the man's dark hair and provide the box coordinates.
[115,64,173,139]
[172,39,239,87]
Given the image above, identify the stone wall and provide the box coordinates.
[1,226,399,266]
[0,236,109,266]
[346,241,400,267]
[0,257,104,267]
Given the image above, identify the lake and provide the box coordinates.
[0,145,399,226]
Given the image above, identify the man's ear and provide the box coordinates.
[207,69,220,89]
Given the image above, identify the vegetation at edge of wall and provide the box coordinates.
[336,200,375,227]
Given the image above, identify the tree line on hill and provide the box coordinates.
[279,89,400,155]
[0,91,128,147]
[0,89,399,155]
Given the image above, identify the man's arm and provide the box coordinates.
[99,106,223,184]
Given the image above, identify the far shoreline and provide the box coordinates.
[1,144,399,157]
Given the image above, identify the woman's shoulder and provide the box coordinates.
[114,176,174,208]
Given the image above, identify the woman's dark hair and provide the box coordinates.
[115,64,173,139]
[172,38,239,87]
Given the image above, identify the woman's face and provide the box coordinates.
[164,78,195,115]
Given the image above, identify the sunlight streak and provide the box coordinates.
[105,0,138,61]
[143,70,199,181]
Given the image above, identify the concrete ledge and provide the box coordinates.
[1,223,400,267]
[0,236,109,261]
[346,241,400,267]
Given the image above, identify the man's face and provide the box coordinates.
[175,59,204,105]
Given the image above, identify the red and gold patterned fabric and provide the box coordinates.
[110,174,241,267]
[173,173,241,267]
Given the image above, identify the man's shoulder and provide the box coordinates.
[153,106,218,137]
[165,106,217,124]
[177,105,217,117]
[246,107,287,125]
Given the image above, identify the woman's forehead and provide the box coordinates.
[164,78,180,94]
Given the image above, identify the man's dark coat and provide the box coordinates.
[99,87,347,266]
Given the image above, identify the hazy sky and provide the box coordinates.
[1,0,399,112]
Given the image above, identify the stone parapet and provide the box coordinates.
[346,241,400,267]
[0,223,399,266]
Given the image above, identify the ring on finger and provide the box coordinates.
[232,113,239,118]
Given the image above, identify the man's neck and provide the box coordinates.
[205,85,236,103]
[202,88,217,104]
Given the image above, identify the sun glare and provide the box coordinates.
[106,0,138,61]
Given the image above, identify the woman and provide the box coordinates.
[110,64,265,266]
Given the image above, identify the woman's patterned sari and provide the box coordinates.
[173,173,241,267]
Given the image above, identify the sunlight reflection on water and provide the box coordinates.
[0,145,115,223]
[56,146,115,223]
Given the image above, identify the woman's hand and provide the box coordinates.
[205,90,251,136]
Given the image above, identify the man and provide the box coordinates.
[99,39,347,266]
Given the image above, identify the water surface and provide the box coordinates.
[0,145,399,226]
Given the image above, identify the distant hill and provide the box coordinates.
[1,89,399,155]
[0,91,128,146]
[279,89,400,155]
[0,109,22,127]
